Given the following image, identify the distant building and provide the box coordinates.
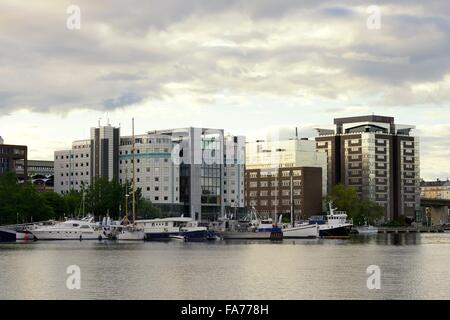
[245,138,327,219]
[421,179,450,200]
[315,115,421,222]
[246,166,323,219]
[0,137,28,181]
[223,134,246,215]
[16,159,54,191]
[55,139,92,193]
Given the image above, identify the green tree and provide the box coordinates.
[0,171,53,224]
[326,183,384,225]
[42,192,66,219]
[136,199,161,220]
[62,189,83,217]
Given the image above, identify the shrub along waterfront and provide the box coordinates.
[0,172,161,225]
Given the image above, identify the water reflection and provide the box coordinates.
[0,233,449,300]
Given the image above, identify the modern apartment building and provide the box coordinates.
[315,115,421,221]
[150,128,245,221]
[55,139,92,193]
[119,133,181,213]
[0,137,28,181]
[245,138,327,219]
[54,125,245,221]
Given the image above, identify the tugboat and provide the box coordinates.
[309,202,353,239]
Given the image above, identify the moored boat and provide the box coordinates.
[310,202,353,239]
[283,223,318,239]
[356,225,378,235]
[136,217,217,241]
[31,216,106,240]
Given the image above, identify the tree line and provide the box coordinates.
[326,183,384,225]
[0,172,161,225]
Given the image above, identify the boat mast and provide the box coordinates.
[132,118,136,224]
[290,172,293,226]
[124,168,129,224]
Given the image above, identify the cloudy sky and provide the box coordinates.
[0,0,449,180]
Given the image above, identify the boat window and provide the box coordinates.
[73,224,79,227]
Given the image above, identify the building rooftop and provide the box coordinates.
[334,115,395,125]
[421,179,450,187]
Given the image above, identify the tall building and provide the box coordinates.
[90,125,120,181]
[245,138,327,219]
[151,128,245,221]
[119,132,181,214]
[54,125,245,221]
[223,134,246,215]
[0,137,28,181]
[315,115,420,221]
[54,124,120,193]
[55,139,92,193]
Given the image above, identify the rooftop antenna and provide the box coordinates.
[98,117,102,128]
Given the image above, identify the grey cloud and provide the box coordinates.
[1,0,450,114]
[103,93,143,109]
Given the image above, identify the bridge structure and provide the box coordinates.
[420,198,450,226]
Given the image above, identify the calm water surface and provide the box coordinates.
[1,233,450,300]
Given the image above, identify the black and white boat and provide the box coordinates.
[309,202,353,239]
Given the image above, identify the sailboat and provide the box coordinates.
[282,173,319,238]
[111,118,144,241]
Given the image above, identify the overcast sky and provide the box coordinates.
[0,0,449,180]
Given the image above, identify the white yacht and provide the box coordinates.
[31,216,106,240]
[136,217,215,241]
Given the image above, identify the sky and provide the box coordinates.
[0,0,449,180]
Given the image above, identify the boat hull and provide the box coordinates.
[319,225,352,239]
[0,228,16,242]
[283,225,318,239]
[116,231,145,240]
[356,227,379,235]
[16,231,34,241]
[221,229,283,240]
[145,232,179,241]
[32,230,105,240]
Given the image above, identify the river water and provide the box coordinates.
[1,233,450,300]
